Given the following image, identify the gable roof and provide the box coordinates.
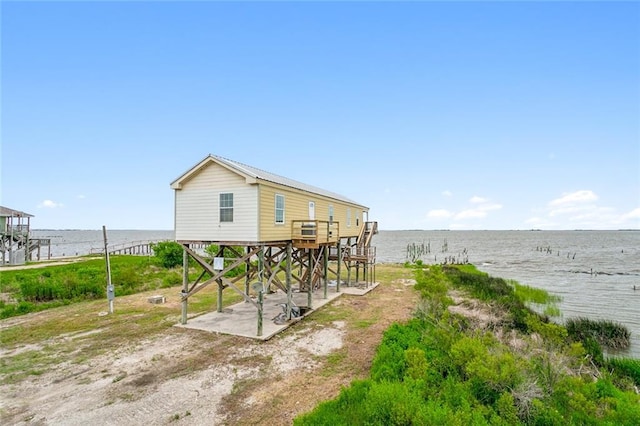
[0,206,34,218]
[171,154,367,208]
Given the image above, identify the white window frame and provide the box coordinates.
[219,192,234,223]
[275,194,285,225]
[328,205,334,224]
[346,208,351,228]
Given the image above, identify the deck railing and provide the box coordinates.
[291,220,339,245]
[1,225,30,236]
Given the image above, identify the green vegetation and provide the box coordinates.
[1,254,199,319]
[295,265,640,426]
[150,241,184,268]
[566,317,631,351]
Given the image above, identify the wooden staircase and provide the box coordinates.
[357,221,378,251]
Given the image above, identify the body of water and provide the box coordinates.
[31,229,175,258]
[373,230,640,358]
[30,229,639,358]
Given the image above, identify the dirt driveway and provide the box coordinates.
[0,264,419,425]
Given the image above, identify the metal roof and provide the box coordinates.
[211,155,365,207]
[0,206,34,218]
[173,154,366,208]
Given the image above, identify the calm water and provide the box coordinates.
[31,229,639,358]
[31,229,175,258]
[373,230,640,358]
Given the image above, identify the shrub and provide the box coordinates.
[151,241,184,268]
[607,358,640,387]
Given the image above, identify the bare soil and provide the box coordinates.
[0,265,419,426]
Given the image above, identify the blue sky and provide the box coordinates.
[2,1,639,230]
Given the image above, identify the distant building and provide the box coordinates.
[1,206,50,265]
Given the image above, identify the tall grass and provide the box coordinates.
[566,317,631,350]
[0,256,187,319]
[295,265,640,425]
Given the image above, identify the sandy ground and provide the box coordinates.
[0,271,419,425]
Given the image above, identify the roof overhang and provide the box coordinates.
[170,155,256,190]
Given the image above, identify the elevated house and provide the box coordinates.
[0,206,50,265]
[171,154,377,334]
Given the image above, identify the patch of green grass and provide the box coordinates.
[0,348,53,384]
[544,305,561,317]
[512,280,561,305]
[320,350,348,377]
[566,317,631,350]
[307,307,350,323]
[354,319,375,328]
[0,256,192,318]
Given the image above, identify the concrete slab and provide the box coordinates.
[175,282,379,340]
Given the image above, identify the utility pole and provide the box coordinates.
[103,225,114,314]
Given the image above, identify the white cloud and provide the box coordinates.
[427,209,453,218]
[442,190,452,197]
[469,196,488,204]
[621,208,640,220]
[530,190,639,229]
[525,216,557,227]
[456,209,487,219]
[549,190,598,207]
[427,196,503,224]
[77,194,86,199]
[38,199,64,209]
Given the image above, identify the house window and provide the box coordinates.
[219,193,233,222]
[275,194,285,224]
[346,208,351,227]
[328,205,334,224]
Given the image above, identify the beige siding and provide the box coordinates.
[258,183,366,241]
[175,163,258,241]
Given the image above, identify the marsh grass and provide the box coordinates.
[566,317,631,350]
[296,265,640,425]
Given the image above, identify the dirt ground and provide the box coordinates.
[0,265,419,425]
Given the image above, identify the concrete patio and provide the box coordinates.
[175,282,379,340]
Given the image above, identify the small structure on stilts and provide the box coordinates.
[1,206,51,265]
[170,155,377,339]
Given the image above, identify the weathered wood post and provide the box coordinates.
[323,246,329,299]
[286,242,293,319]
[216,246,224,312]
[244,246,251,296]
[308,248,314,309]
[257,288,263,337]
[363,251,368,287]
[258,246,265,293]
[181,246,189,324]
[336,241,342,293]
